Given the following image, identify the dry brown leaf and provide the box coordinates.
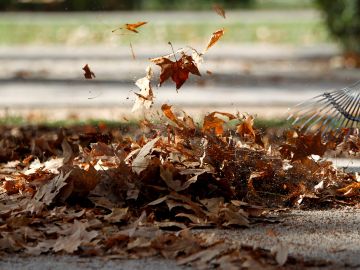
[202,111,236,135]
[32,170,71,206]
[151,53,201,90]
[337,182,360,197]
[104,208,129,223]
[204,29,225,52]
[177,242,227,266]
[280,132,328,161]
[161,104,184,128]
[53,220,98,253]
[112,21,147,33]
[60,164,100,199]
[82,64,95,79]
[131,137,160,175]
[132,66,154,112]
[213,4,226,18]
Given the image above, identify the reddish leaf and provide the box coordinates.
[151,53,201,90]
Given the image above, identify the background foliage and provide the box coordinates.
[0,0,255,11]
[316,0,360,54]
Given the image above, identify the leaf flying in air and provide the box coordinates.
[112,21,147,33]
[213,4,226,18]
[82,64,96,79]
[151,53,201,90]
[204,29,225,52]
[132,66,154,112]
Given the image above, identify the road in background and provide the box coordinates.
[1,43,360,121]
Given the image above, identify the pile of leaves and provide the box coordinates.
[0,108,359,268]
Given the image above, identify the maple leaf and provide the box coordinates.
[213,4,226,18]
[151,53,201,90]
[82,64,95,79]
[202,111,236,135]
[204,29,225,52]
[112,21,147,33]
[132,66,154,112]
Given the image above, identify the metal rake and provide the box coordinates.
[288,80,360,136]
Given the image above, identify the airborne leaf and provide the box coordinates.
[213,4,226,18]
[150,53,201,90]
[204,29,225,52]
[82,64,95,79]
[112,21,147,33]
[132,66,154,112]
[202,111,236,135]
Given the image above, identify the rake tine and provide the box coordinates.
[288,81,360,135]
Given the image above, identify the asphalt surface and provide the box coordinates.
[2,44,360,121]
[213,208,360,269]
[0,256,190,270]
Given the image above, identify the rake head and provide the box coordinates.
[288,81,360,136]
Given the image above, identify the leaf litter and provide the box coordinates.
[1,16,360,270]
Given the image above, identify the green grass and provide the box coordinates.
[0,14,329,45]
[256,0,314,9]
[0,115,138,128]
[0,115,288,130]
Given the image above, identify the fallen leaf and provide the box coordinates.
[53,220,98,253]
[104,208,129,223]
[32,170,72,206]
[131,137,160,175]
[337,182,360,197]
